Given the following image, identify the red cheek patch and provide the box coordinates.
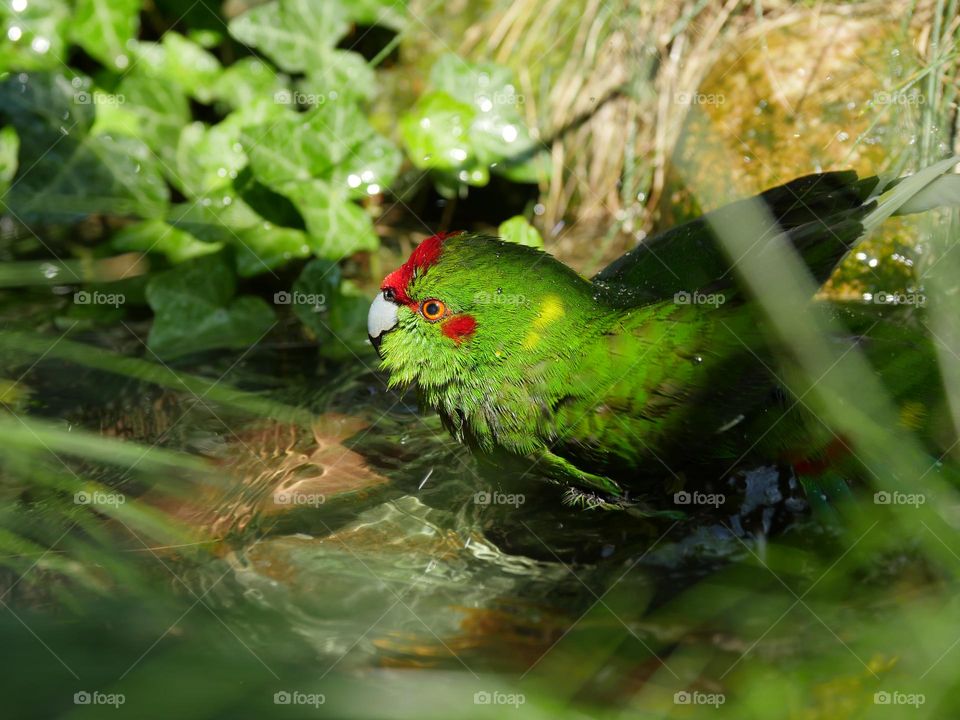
[441,315,477,344]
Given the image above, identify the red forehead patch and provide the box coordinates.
[381,231,460,307]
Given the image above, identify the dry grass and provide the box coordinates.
[408,0,959,274]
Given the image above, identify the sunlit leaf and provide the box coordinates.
[498,215,544,248]
[0,0,70,71]
[228,0,350,73]
[71,0,141,71]
[111,219,223,264]
[0,126,19,198]
[279,180,379,258]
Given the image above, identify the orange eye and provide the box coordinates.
[420,299,446,321]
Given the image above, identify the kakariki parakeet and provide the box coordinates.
[368,158,960,508]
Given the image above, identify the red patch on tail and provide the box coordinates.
[788,436,851,476]
[441,315,477,344]
[380,232,461,308]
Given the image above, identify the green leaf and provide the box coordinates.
[0,126,19,198]
[243,99,400,198]
[234,225,312,277]
[292,260,372,358]
[114,72,190,172]
[71,0,141,71]
[299,49,376,102]
[175,118,247,198]
[146,253,275,359]
[498,215,543,248]
[111,220,223,264]
[402,55,549,186]
[212,57,290,117]
[347,0,406,29]
[0,73,168,219]
[400,91,477,171]
[157,32,222,103]
[0,0,71,71]
[228,0,350,73]
[280,180,379,258]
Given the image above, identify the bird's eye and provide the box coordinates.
[382,287,396,302]
[420,299,446,321]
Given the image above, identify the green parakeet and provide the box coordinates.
[368,159,960,507]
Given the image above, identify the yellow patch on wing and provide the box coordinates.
[899,400,926,430]
[522,295,564,349]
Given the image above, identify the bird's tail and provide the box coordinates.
[864,155,960,233]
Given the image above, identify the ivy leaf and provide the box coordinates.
[400,91,477,172]
[114,73,190,173]
[175,118,247,198]
[347,0,406,29]
[292,259,372,358]
[111,219,223,264]
[0,0,71,71]
[279,180,379,259]
[228,0,350,74]
[212,58,291,118]
[233,225,312,277]
[128,33,223,103]
[146,253,275,359]
[243,100,400,198]
[401,55,548,187]
[0,126,19,198]
[498,215,543,248]
[71,0,142,71]
[299,49,376,102]
[0,73,168,219]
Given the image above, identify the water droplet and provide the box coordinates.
[534,203,545,216]
[361,170,374,183]
[501,124,518,143]
[7,26,22,42]
[449,148,467,162]
[12,0,27,11]
[31,36,49,53]
[115,55,129,69]
[347,174,361,188]
[366,184,380,195]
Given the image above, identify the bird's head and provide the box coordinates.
[368,232,594,389]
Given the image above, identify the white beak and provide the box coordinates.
[368,291,399,345]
